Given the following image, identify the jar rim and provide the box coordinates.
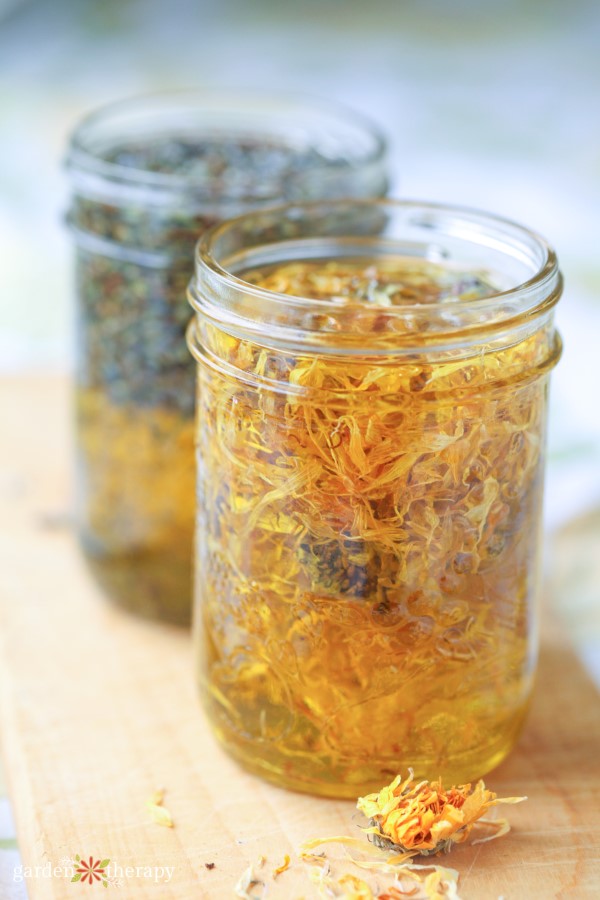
[65,88,388,205]
[191,198,562,354]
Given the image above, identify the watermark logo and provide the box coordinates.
[13,855,174,887]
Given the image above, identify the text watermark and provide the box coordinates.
[13,855,175,887]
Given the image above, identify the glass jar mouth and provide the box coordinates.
[190,198,562,354]
[65,89,388,207]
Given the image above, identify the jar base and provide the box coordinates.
[81,542,192,627]
[206,713,529,799]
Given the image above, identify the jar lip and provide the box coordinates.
[195,198,560,316]
[65,88,388,204]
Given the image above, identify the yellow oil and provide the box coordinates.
[76,389,195,625]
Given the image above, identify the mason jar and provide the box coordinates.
[64,91,388,625]
[187,199,562,797]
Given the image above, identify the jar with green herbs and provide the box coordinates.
[188,199,562,796]
[65,91,388,625]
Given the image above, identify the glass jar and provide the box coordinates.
[65,91,388,625]
[187,199,562,797]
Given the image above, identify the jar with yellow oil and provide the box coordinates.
[65,92,388,625]
[188,199,562,797]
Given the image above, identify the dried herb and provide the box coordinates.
[194,256,555,795]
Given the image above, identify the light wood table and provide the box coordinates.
[1,376,599,899]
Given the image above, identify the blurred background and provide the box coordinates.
[0,0,599,892]
[1,0,599,524]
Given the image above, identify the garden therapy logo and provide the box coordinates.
[13,855,175,887]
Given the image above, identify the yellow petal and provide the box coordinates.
[273,854,291,878]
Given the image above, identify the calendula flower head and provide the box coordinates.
[357,769,525,856]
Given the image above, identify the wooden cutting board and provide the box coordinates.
[0,375,599,899]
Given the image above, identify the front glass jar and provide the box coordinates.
[65,91,388,625]
[188,199,562,797]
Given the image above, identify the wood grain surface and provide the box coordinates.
[0,376,599,899]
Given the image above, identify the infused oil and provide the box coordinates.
[188,204,562,797]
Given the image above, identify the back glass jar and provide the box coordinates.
[65,91,388,624]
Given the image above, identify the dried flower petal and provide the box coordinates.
[146,788,174,828]
[378,887,420,898]
[469,817,511,845]
[273,854,291,878]
[234,863,265,899]
[338,873,376,898]
[423,868,461,899]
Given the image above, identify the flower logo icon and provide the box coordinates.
[71,856,110,886]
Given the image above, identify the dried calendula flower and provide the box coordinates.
[357,770,526,855]
[146,788,174,828]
